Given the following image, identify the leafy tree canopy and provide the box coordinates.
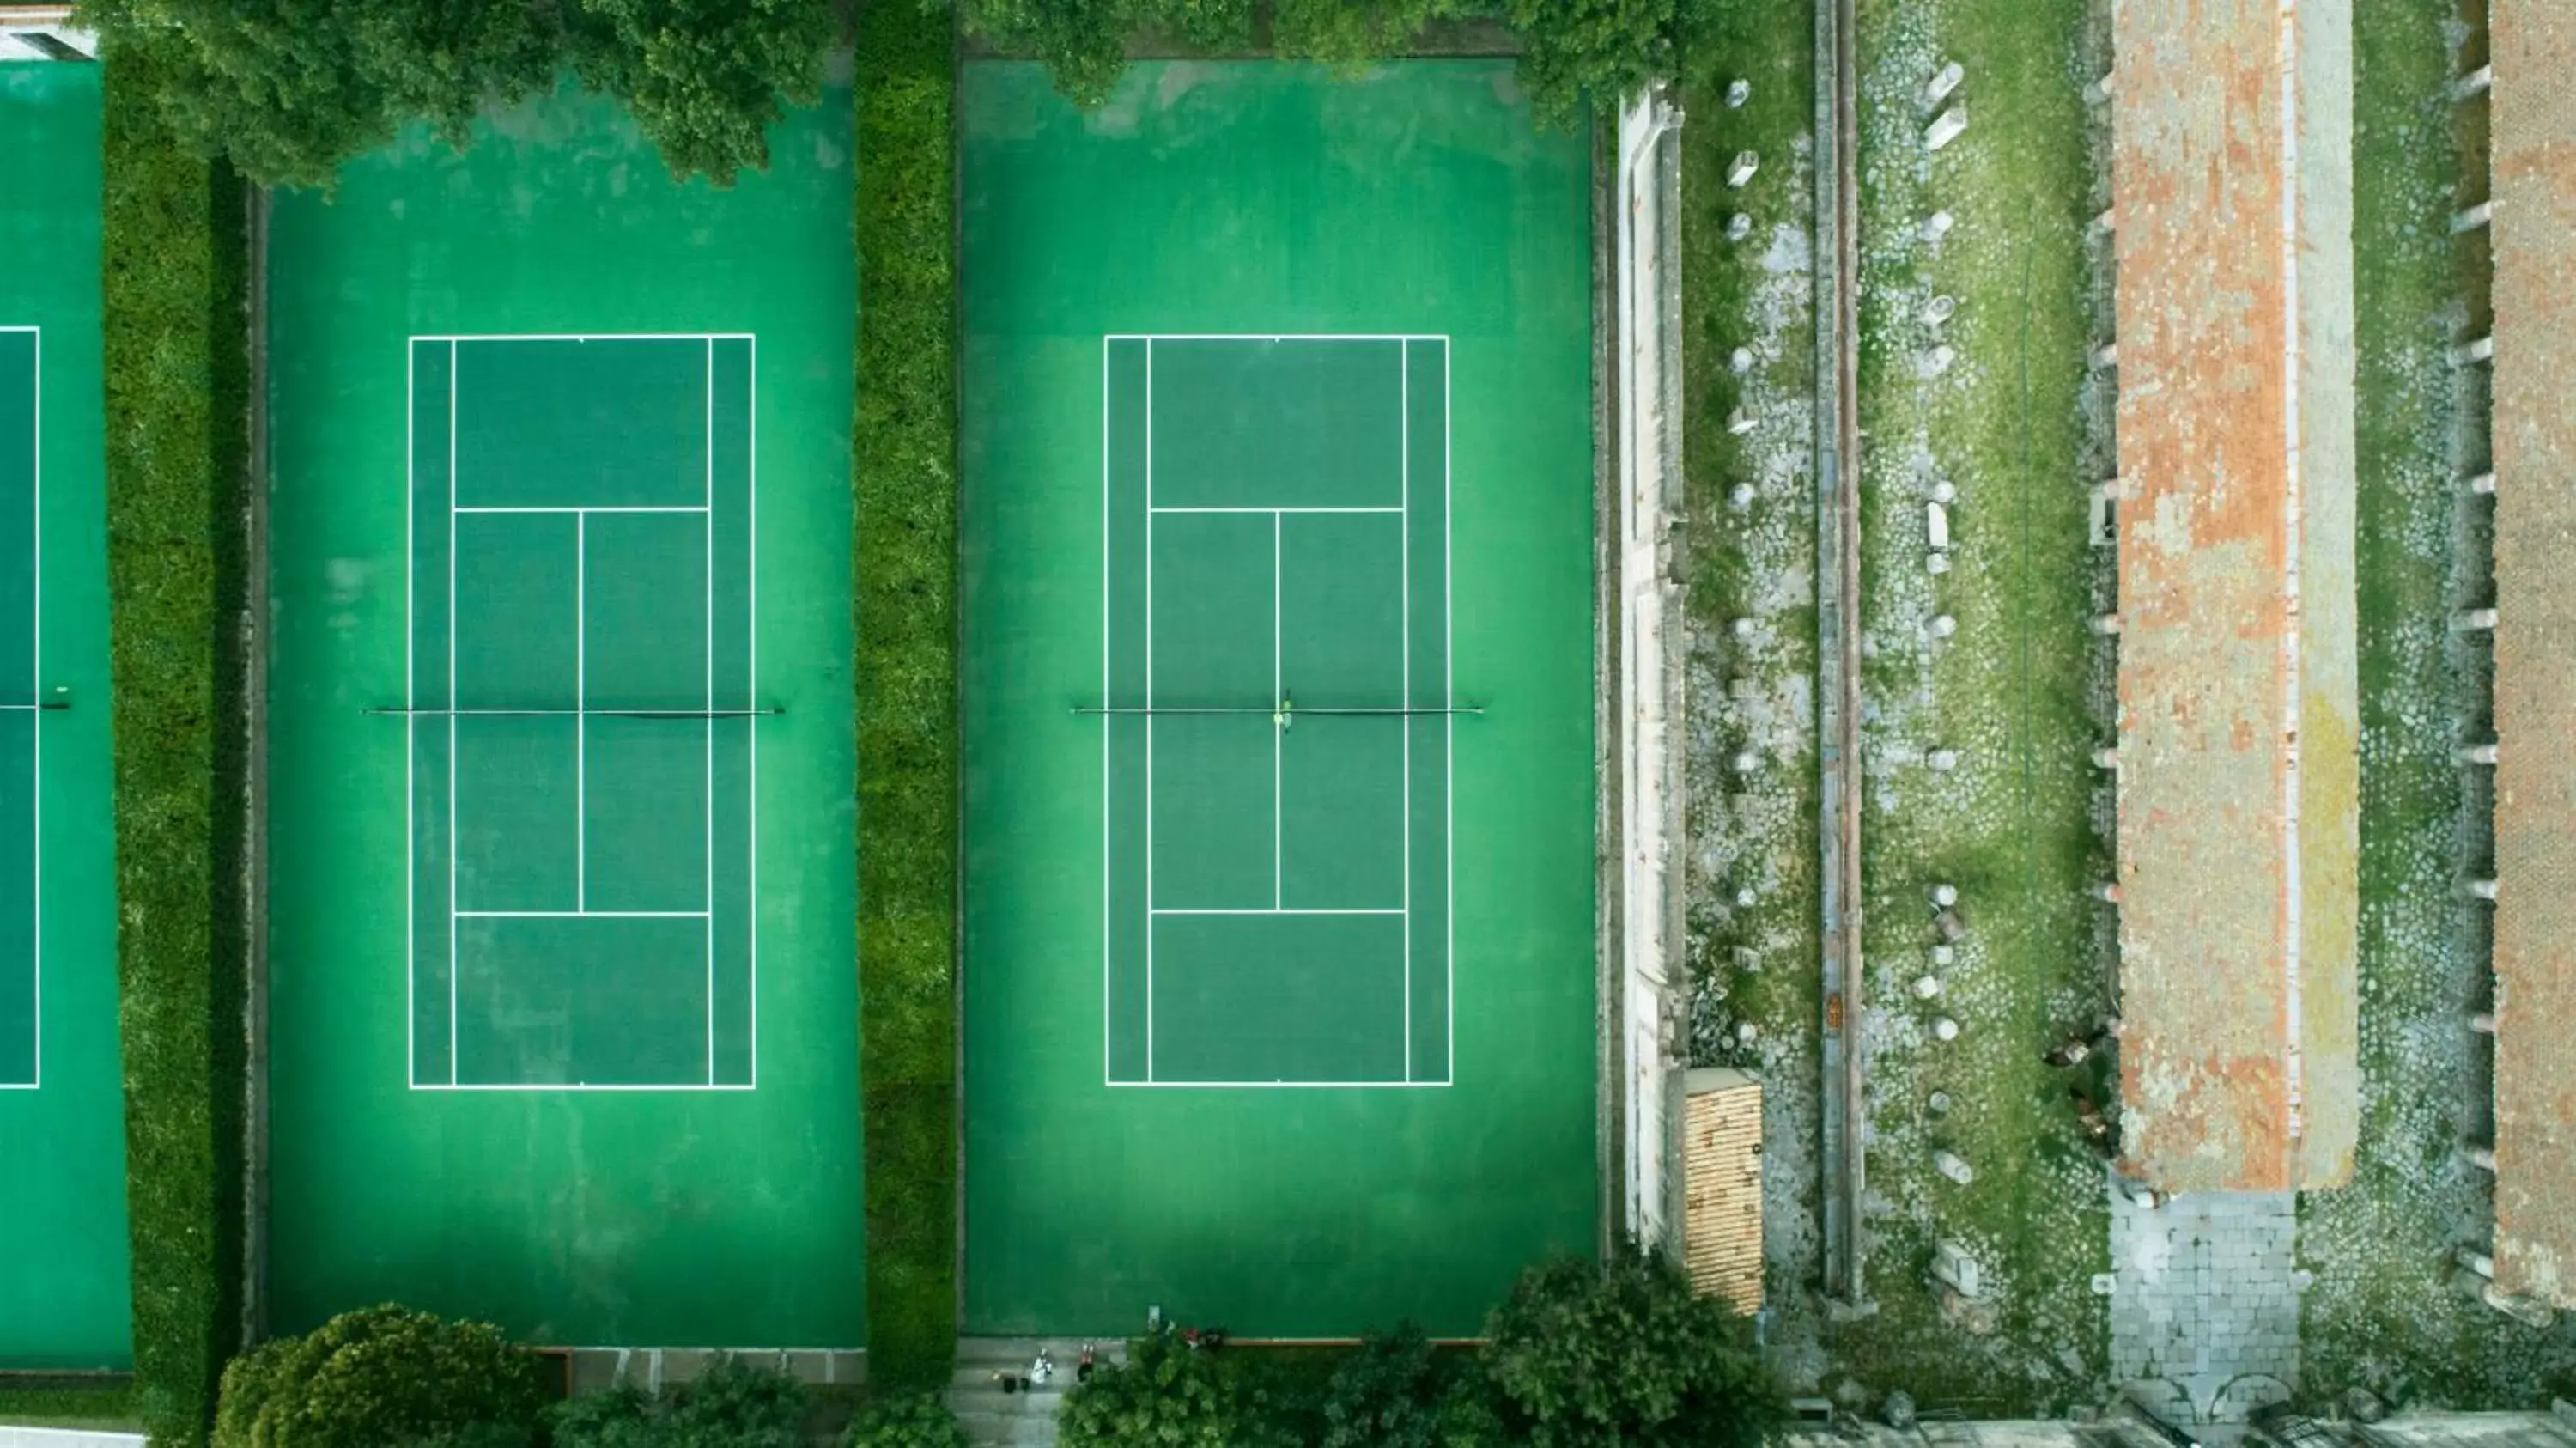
[1055,1331,1251,1448]
[953,0,1711,119]
[210,1304,549,1448]
[546,1357,809,1448]
[842,1390,971,1448]
[1480,1248,1789,1448]
[1320,1323,1444,1448]
[85,0,832,189]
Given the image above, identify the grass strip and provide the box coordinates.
[0,1379,140,1428]
[100,32,253,1446]
[1838,0,2110,1408]
[854,0,961,1391]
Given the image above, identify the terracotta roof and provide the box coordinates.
[2488,0,2576,1312]
[2110,0,2357,1193]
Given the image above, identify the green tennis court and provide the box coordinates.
[964,60,1598,1337]
[406,336,756,1089]
[0,59,131,1369]
[1102,334,1452,1086]
[265,82,860,1347]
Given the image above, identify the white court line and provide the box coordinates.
[457,910,710,919]
[1151,506,1400,515]
[1101,336,1113,1079]
[1152,908,1402,916]
[574,512,586,911]
[1401,341,1413,1083]
[1273,512,1282,910]
[412,332,756,344]
[404,340,416,1086]
[418,1082,758,1093]
[447,339,459,1086]
[744,336,762,1089]
[1104,333,1460,1088]
[1144,339,1155,1084]
[1110,1080,1446,1091]
[1105,333,1446,343]
[410,332,762,1092]
[27,325,37,1091]
[453,505,707,515]
[1443,338,1455,1081]
[2,325,39,1089]
[703,337,715,1086]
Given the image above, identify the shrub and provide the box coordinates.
[842,1391,968,1448]
[101,31,254,1446]
[210,1305,546,1448]
[854,0,960,1391]
[1321,1325,1443,1448]
[1432,1374,1510,1448]
[81,0,833,187]
[1480,1249,1789,1448]
[1055,1334,1247,1448]
[547,1358,807,1448]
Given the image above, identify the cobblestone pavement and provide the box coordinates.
[2111,1186,2304,1422]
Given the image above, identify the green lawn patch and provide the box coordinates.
[1838,0,2111,1408]
[1676,0,1823,1346]
[856,0,961,1390]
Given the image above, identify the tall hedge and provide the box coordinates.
[100,31,255,1447]
[854,0,960,1390]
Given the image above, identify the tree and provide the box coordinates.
[957,0,1713,121]
[1272,0,1467,67]
[1479,1248,1789,1448]
[1054,1331,1248,1448]
[1504,0,1686,122]
[843,1391,970,1448]
[1320,1324,1444,1448]
[82,0,829,190]
[547,1357,809,1448]
[211,1304,549,1448]
[951,0,1254,108]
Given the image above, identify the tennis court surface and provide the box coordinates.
[405,335,757,1089]
[264,84,861,1348]
[0,60,131,1370]
[1102,334,1453,1086]
[964,60,1598,1337]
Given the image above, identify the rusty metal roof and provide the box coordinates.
[2110,0,2357,1195]
[2488,0,2576,1313]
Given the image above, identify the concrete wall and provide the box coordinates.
[2110,0,2356,1194]
[2488,0,2576,1312]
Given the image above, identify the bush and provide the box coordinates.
[1056,1334,1249,1448]
[957,0,1722,120]
[854,0,960,1392]
[101,32,254,1446]
[1321,1325,1443,1448]
[842,1391,968,1448]
[1480,1249,1789,1448]
[81,0,833,188]
[210,1305,547,1448]
[547,1358,807,1448]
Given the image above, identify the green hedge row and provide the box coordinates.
[100,33,254,1448]
[853,1,961,1391]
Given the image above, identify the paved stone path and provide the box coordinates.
[2110,1185,2304,1423]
